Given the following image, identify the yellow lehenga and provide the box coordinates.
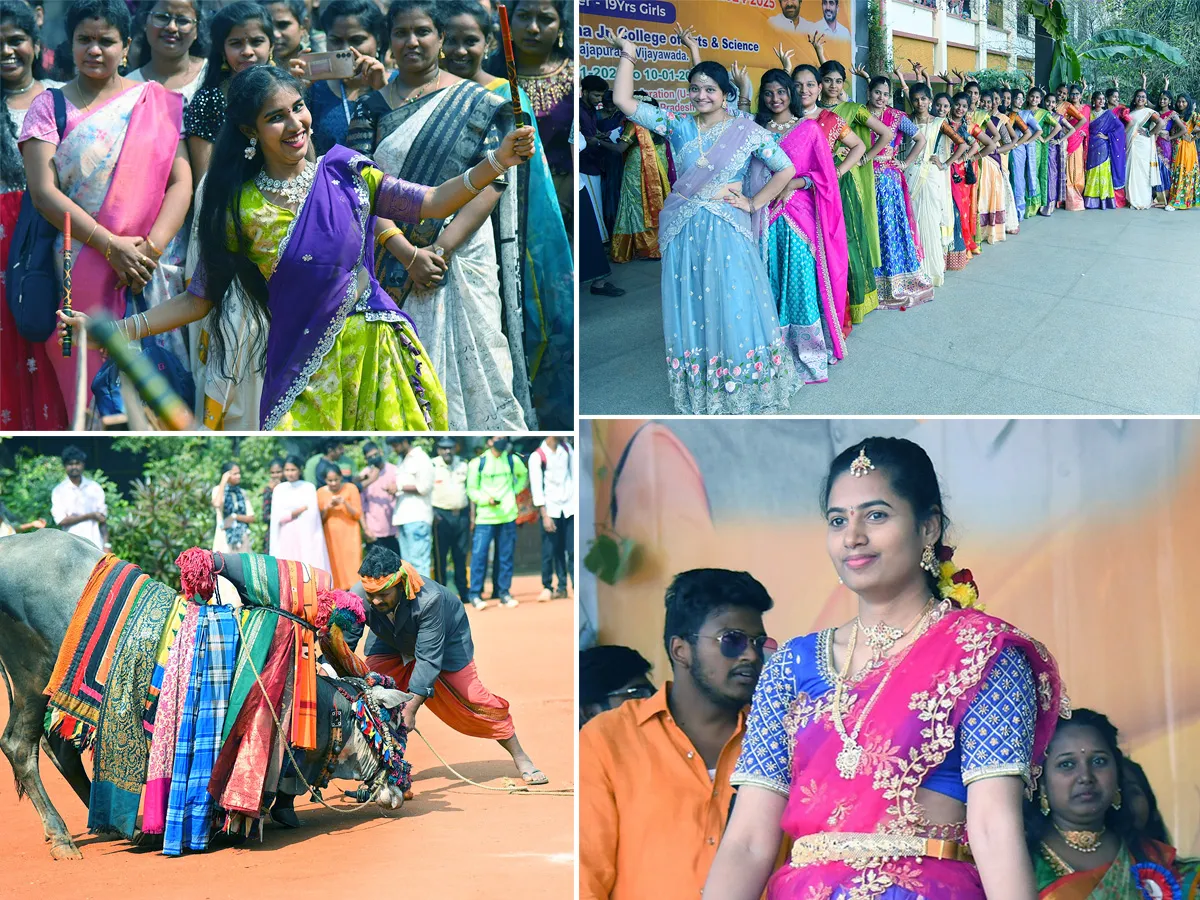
[231,170,448,431]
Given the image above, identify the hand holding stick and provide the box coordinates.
[62,212,74,357]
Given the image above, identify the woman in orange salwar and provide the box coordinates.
[316,459,364,590]
[1060,85,1091,211]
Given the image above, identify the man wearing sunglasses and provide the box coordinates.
[579,645,655,727]
[580,568,778,900]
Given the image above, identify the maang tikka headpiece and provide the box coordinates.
[850,446,874,478]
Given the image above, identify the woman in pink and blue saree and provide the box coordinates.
[704,436,1070,900]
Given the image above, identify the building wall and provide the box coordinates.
[893,34,936,69]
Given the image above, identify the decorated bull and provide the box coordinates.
[0,529,410,860]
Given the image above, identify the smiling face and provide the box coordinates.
[1044,723,1119,828]
[824,468,937,597]
[794,69,820,109]
[1069,86,1082,105]
[0,21,37,86]
[1014,90,1025,109]
[762,77,792,116]
[442,11,486,79]
[952,96,969,119]
[1045,93,1057,112]
[145,0,198,61]
[267,2,306,59]
[1028,90,1043,109]
[689,72,724,113]
[72,16,127,81]
[246,84,311,168]
[821,70,843,104]
[869,80,890,109]
[389,8,436,75]
[225,19,272,73]
[511,1,561,60]
[1177,95,1190,116]
[933,95,950,117]
[822,0,838,23]
[779,0,800,18]
[981,92,993,113]
[1158,92,1171,112]
[268,462,284,484]
[1132,89,1147,109]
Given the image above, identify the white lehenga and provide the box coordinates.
[371,92,528,431]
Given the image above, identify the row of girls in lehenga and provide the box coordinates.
[1,0,574,433]
[604,26,1197,416]
[691,437,1199,900]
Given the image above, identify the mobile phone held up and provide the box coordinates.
[299,50,355,81]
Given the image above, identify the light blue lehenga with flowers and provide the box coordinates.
[628,101,802,415]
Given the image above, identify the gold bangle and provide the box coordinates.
[145,237,163,259]
[85,221,99,247]
[376,226,403,249]
[405,244,419,267]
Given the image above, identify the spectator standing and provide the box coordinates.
[211,461,255,553]
[305,438,351,485]
[316,459,364,590]
[431,437,470,603]
[529,435,574,601]
[269,454,330,571]
[466,437,527,609]
[390,436,434,578]
[260,457,284,526]
[51,445,108,550]
[357,440,400,557]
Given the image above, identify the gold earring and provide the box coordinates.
[122,53,128,67]
[1112,788,1122,811]
[1039,786,1051,816]
[921,544,939,575]
[439,46,445,59]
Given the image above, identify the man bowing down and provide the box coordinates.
[344,544,548,785]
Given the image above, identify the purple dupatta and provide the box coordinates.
[659,118,764,246]
[1087,110,1127,189]
[259,145,419,429]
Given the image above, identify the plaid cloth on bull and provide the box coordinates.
[163,605,239,856]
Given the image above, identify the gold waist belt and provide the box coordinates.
[789,833,975,868]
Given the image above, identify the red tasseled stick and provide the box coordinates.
[175,547,216,600]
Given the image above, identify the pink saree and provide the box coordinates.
[768,605,1068,900]
[39,82,182,423]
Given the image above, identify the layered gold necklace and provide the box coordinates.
[831,599,935,779]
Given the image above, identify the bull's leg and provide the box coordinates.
[42,733,92,807]
[0,693,82,859]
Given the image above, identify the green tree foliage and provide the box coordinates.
[0,452,127,530]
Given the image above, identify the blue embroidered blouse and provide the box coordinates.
[732,632,1038,801]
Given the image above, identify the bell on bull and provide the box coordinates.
[0,530,412,860]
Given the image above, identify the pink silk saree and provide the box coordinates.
[768,604,1069,900]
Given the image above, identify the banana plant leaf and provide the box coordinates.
[1023,0,1069,41]
[1082,29,1186,66]
[1049,42,1081,89]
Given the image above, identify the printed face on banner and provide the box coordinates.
[580,0,854,114]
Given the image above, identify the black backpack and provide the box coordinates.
[4,88,68,343]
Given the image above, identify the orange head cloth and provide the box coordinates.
[360,560,424,600]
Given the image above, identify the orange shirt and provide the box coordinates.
[580,683,747,900]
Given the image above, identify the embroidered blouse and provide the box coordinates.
[732,632,1037,801]
[627,100,790,177]
[183,84,225,142]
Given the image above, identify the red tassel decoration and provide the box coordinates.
[175,547,216,600]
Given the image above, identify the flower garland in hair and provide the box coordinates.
[936,545,982,609]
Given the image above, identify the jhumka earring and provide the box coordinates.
[1040,786,1051,816]
[244,136,258,159]
[122,53,129,67]
[557,31,564,48]
[921,544,939,575]
[268,52,275,65]
[849,446,874,478]
[222,58,231,72]
[1112,788,1122,811]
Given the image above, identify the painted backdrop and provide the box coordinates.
[580,0,855,114]
[581,418,1200,855]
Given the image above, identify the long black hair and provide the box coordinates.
[1176,93,1195,123]
[1025,709,1157,864]
[0,0,41,191]
[754,68,801,127]
[197,65,303,379]
[129,0,210,71]
[822,437,951,599]
[200,1,274,90]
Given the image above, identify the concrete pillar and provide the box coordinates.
[934,0,947,73]
[975,1,986,69]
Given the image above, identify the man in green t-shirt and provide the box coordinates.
[466,437,528,610]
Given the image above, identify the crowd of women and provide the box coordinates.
[606,28,1199,415]
[1,0,574,433]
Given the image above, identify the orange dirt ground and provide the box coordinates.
[0,574,574,899]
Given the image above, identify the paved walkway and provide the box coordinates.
[581,209,1200,415]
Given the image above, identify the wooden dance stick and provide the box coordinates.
[497,6,528,127]
[72,317,87,431]
[62,211,73,357]
[89,314,195,431]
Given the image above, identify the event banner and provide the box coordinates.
[579,0,854,113]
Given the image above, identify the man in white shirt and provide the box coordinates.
[431,438,471,603]
[767,0,811,34]
[389,437,434,577]
[51,445,108,550]
[529,436,575,602]
[809,0,852,40]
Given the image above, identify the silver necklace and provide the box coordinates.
[695,114,727,169]
[5,78,35,96]
[769,114,799,131]
[255,160,316,206]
